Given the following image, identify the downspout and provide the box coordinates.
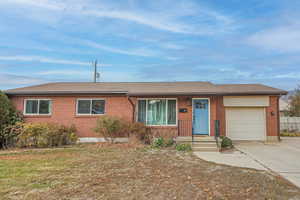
[127,95,136,123]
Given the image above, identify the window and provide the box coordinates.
[77,99,105,115]
[195,102,207,109]
[24,99,51,115]
[137,99,177,125]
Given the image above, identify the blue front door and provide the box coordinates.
[193,99,209,135]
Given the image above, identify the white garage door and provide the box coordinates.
[226,108,266,141]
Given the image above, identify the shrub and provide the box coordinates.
[94,116,126,143]
[149,128,176,138]
[220,136,233,148]
[151,137,165,148]
[94,116,154,144]
[0,91,23,149]
[175,143,192,152]
[280,132,300,137]
[0,91,11,130]
[127,122,151,144]
[17,123,77,148]
[165,138,175,147]
[1,122,24,148]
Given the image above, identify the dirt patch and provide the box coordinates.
[1,144,300,200]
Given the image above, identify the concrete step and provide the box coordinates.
[176,136,215,142]
[192,146,219,152]
[192,142,217,147]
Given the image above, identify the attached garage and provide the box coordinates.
[225,108,266,140]
[224,96,269,141]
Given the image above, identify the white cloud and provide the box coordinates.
[35,69,91,76]
[101,70,141,82]
[0,0,234,35]
[35,69,140,82]
[165,56,181,61]
[274,72,300,79]
[0,73,46,89]
[34,69,94,81]
[84,9,194,34]
[81,40,157,57]
[160,43,184,50]
[0,55,90,66]
[3,0,63,10]
[247,25,300,52]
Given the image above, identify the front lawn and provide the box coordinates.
[0,144,300,199]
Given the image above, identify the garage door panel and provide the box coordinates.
[226,109,265,120]
[226,108,266,141]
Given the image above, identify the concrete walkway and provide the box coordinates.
[194,150,267,171]
[194,137,300,188]
[235,137,300,188]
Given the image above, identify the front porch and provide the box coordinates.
[177,119,221,138]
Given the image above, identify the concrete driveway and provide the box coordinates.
[235,137,300,188]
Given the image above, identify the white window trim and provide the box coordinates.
[136,98,178,126]
[76,98,106,116]
[23,99,52,116]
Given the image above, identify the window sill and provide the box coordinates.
[75,114,104,118]
[146,125,178,128]
[24,115,52,118]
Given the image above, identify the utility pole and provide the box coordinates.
[93,60,99,83]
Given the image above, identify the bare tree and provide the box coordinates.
[288,85,300,117]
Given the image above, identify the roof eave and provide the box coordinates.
[128,92,219,96]
[219,91,288,96]
[5,91,129,96]
[5,90,288,97]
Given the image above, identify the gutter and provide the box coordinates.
[5,90,288,97]
[128,91,288,97]
[5,91,129,96]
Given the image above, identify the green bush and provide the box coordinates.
[0,91,11,129]
[0,91,23,149]
[175,143,192,152]
[220,136,233,148]
[17,123,78,148]
[151,137,165,148]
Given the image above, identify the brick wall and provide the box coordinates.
[10,95,133,137]
[10,94,281,141]
[215,96,226,136]
[266,96,280,138]
[10,95,221,138]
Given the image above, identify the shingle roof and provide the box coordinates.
[215,84,287,95]
[4,81,287,96]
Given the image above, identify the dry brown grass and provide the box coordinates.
[0,144,300,200]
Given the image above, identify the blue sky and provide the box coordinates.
[0,0,299,90]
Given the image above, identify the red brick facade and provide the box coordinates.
[266,96,280,139]
[10,95,280,140]
[11,96,133,137]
